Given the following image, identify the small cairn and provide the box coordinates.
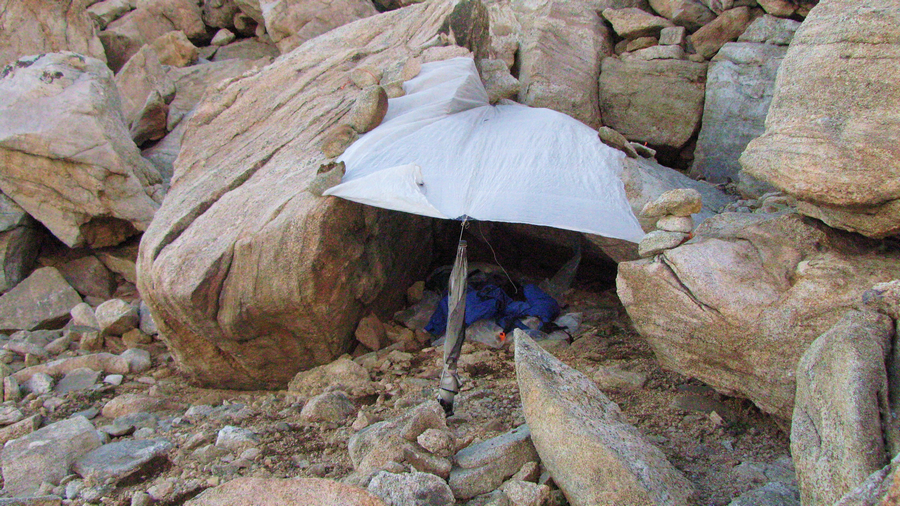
[637,188,701,258]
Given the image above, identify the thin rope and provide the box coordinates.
[477,222,517,294]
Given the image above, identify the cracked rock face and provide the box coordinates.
[137,0,490,390]
[0,52,164,249]
[740,0,900,238]
[616,212,900,420]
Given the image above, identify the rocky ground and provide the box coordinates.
[0,266,793,505]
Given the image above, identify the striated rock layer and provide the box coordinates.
[137,0,490,389]
[617,212,900,420]
[740,0,900,238]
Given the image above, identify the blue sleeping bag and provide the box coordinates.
[425,283,560,336]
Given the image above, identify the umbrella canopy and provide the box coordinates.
[324,57,645,244]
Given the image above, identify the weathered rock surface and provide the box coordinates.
[367,471,455,506]
[689,6,754,60]
[737,14,800,46]
[449,425,539,500]
[185,477,387,506]
[99,0,206,72]
[649,0,716,30]
[617,212,900,419]
[259,0,379,54]
[1,416,102,496]
[599,56,706,149]
[0,53,163,248]
[833,453,900,506]
[691,42,786,183]
[59,256,117,300]
[288,355,375,398]
[136,0,489,389]
[791,310,895,506]
[0,267,82,333]
[515,0,614,128]
[515,330,694,505]
[602,8,673,39]
[740,0,900,238]
[0,224,44,294]
[74,438,173,486]
[348,401,448,478]
[115,45,176,146]
[0,0,107,68]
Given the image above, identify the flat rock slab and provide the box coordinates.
[515,330,694,506]
[0,267,82,333]
[449,425,539,499]
[1,416,102,496]
[185,477,386,506]
[74,438,173,485]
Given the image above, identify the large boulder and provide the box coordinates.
[259,0,379,54]
[0,0,106,68]
[791,310,896,506]
[514,0,613,128]
[690,42,787,183]
[617,212,900,420]
[599,56,707,150]
[100,0,207,72]
[0,53,164,248]
[515,330,694,505]
[740,0,900,239]
[137,0,489,389]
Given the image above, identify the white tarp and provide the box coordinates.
[324,57,645,243]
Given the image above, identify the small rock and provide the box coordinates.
[640,188,703,218]
[355,314,388,351]
[102,394,164,418]
[0,405,24,425]
[367,471,455,506]
[4,375,21,401]
[416,428,455,458]
[0,414,41,444]
[122,329,152,348]
[638,230,689,257]
[593,364,647,390]
[601,7,673,39]
[449,425,540,500]
[45,334,73,355]
[511,461,541,483]
[299,390,356,423]
[403,444,452,479]
[23,372,55,395]
[660,26,686,46]
[597,126,638,158]
[74,438,173,486]
[348,86,389,134]
[54,367,101,394]
[501,479,551,506]
[104,374,124,385]
[215,425,259,451]
[138,302,158,336]
[95,299,139,336]
[656,215,693,233]
[321,125,358,158]
[211,29,236,47]
[670,393,734,421]
[289,355,375,398]
[350,66,382,88]
[121,348,152,373]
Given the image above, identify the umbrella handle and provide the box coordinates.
[438,367,461,416]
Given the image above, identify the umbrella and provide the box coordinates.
[324,57,644,415]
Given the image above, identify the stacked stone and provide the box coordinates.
[637,188,702,258]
